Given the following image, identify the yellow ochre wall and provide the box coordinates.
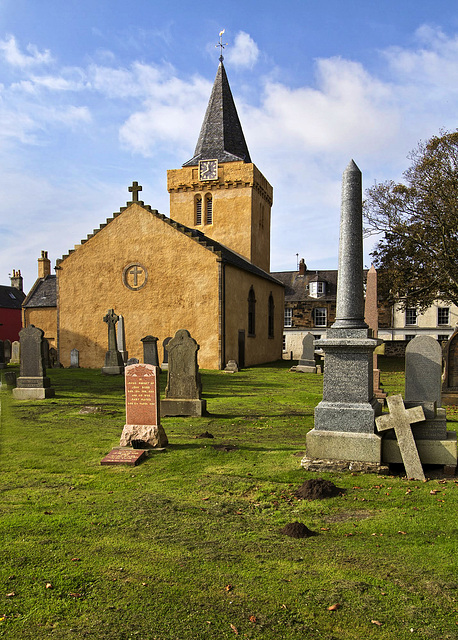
[23,307,57,348]
[57,203,221,369]
[167,161,273,272]
[223,265,284,367]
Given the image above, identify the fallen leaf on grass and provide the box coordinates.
[430,490,440,495]
[71,558,81,562]
[44,511,53,515]
[68,592,82,598]
[225,584,233,592]
[249,615,257,623]
[371,620,383,626]
[230,623,239,634]
[328,603,341,611]
[5,592,16,598]
[45,583,53,589]
[398,531,407,535]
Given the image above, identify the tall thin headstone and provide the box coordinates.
[161,337,172,370]
[117,315,128,363]
[161,329,206,417]
[364,265,386,401]
[10,341,20,364]
[291,333,316,373]
[13,325,55,399]
[70,348,80,368]
[442,328,458,405]
[4,339,11,363]
[101,309,124,375]
[305,161,382,467]
[0,341,6,369]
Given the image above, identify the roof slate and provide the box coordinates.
[0,285,26,309]
[23,275,57,308]
[183,62,251,166]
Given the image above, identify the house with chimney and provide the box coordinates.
[0,270,25,343]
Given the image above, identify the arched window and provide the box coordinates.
[205,194,213,225]
[268,293,274,338]
[195,195,202,225]
[248,287,256,337]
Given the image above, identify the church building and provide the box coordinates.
[24,60,284,370]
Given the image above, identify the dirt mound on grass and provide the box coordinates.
[295,478,343,500]
[280,522,315,538]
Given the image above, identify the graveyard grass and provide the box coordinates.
[1,359,457,640]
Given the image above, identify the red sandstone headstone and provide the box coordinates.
[120,363,168,448]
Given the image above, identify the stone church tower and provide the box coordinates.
[167,61,272,273]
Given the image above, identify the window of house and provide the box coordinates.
[405,334,415,342]
[314,307,327,327]
[205,195,213,225]
[195,196,202,225]
[405,308,417,326]
[284,307,292,327]
[268,293,274,338]
[248,287,256,336]
[282,334,286,351]
[437,307,450,326]
[438,335,449,342]
[309,281,326,298]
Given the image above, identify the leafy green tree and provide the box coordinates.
[364,130,458,310]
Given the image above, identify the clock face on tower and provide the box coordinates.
[199,159,218,181]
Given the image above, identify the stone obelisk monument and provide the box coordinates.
[305,161,382,465]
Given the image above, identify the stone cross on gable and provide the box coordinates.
[103,308,119,352]
[128,181,142,202]
[376,394,426,481]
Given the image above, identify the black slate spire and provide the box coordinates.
[183,61,251,166]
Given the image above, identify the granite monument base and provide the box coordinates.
[161,398,207,417]
[306,428,382,463]
[382,431,457,467]
[101,365,124,375]
[119,424,168,448]
[13,386,55,399]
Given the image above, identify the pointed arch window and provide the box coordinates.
[205,194,213,225]
[248,287,256,337]
[195,195,202,225]
[268,293,275,338]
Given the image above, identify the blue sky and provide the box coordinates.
[1,0,458,290]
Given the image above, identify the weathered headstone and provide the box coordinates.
[161,329,206,417]
[364,265,386,402]
[49,347,59,368]
[119,363,168,448]
[101,309,125,375]
[10,340,20,364]
[141,335,160,367]
[224,360,239,373]
[101,448,147,466]
[70,348,80,368]
[13,325,55,399]
[116,315,128,363]
[442,328,458,405]
[305,161,382,468]
[126,357,139,366]
[0,340,6,369]
[382,335,457,471]
[291,333,316,373]
[161,337,172,370]
[4,339,11,363]
[42,338,50,368]
[376,395,425,481]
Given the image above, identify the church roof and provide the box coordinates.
[0,284,25,309]
[23,275,57,308]
[57,202,282,287]
[183,61,251,166]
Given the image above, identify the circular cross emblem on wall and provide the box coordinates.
[122,263,148,291]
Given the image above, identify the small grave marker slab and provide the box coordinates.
[100,448,147,466]
[376,395,425,481]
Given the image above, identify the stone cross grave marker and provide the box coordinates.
[376,395,425,481]
[119,363,168,448]
[102,309,124,374]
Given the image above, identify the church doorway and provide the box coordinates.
[238,330,245,369]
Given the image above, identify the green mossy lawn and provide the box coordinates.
[1,358,457,639]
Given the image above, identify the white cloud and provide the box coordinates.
[226,31,259,68]
[0,34,53,68]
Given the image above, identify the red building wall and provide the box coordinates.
[0,308,23,342]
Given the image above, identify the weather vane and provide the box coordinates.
[216,29,228,62]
